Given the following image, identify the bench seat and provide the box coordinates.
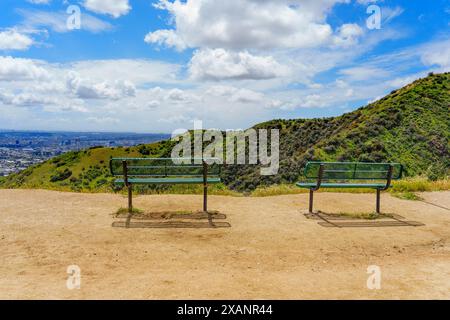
[296,182,388,189]
[115,177,221,185]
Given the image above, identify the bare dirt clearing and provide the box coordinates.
[0,189,449,299]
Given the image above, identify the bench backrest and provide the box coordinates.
[304,162,403,180]
[110,158,221,178]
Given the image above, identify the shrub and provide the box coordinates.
[50,169,72,182]
[138,145,150,156]
[426,163,448,181]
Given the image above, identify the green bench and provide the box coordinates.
[110,158,221,213]
[296,162,403,214]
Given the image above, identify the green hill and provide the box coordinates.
[225,72,450,191]
[0,72,449,193]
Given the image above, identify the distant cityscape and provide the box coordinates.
[0,131,170,177]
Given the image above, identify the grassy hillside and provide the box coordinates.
[0,72,449,193]
[223,72,449,191]
[0,140,175,192]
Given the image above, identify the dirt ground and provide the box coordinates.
[0,189,449,300]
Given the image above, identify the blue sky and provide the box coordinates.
[0,0,449,133]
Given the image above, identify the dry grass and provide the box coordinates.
[251,178,449,197]
[391,177,450,192]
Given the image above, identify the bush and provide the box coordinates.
[426,163,448,181]
[138,145,150,156]
[50,169,72,182]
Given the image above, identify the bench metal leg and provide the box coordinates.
[203,184,208,212]
[202,161,208,213]
[376,189,381,214]
[309,190,314,213]
[128,185,133,214]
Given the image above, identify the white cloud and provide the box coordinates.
[0,55,275,131]
[333,24,364,47]
[83,0,131,18]
[339,66,390,81]
[2,29,448,132]
[66,72,136,100]
[165,88,199,103]
[0,29,34,51]
[144,29,187,51]
[27,0,51,4]
[420,39,450,70]
[189,48,288,81]
[43,103,88,113]
[387,75,422,89]
[157,114,191,124]
[18,9,113,33]
[356,0,380,5]
[229,88,265,104]
[301,94,328,108]
[382,6,404,24]
[166,88,188,101]
[147,100,160,109]
[0,56,49,80]
[205,85,274,106]
[149,0,351,51]
[70,59,181,85]
[0,91,57,107]
[87,116,119,124]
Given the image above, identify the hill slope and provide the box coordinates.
[1,72,449,192]
[224,72,450,190]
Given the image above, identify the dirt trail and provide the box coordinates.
[0,189,449,299]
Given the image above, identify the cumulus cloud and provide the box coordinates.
[205,85,275,106]
[66,72,136,100]
[83,0,131,18]
[420,39,450,70]
[166,88,188,101]
[0,29,34,50]
[333,24,364,48]
[147,0,351,51]
[0,56,49,80]
[0,57,185,129]
[189,48,289,81]
[2,32,447,132]
[144,29,187,51]
[147,100,161,109]
[0,91,57,107]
